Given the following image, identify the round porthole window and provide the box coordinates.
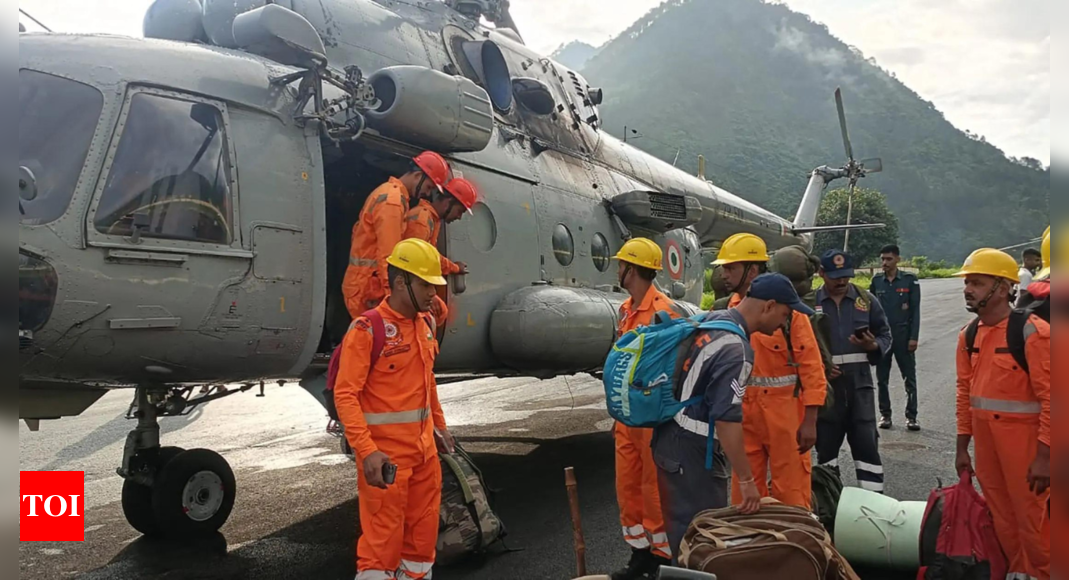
[592,233,611,272]
[552,224,574,266]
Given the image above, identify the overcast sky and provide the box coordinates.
[20,0,1050,164]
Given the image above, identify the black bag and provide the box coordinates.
[810,464,844,535]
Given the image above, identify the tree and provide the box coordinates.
[814,187,900,265]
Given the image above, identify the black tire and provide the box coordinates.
[121,446,185,536]
[151,449,236,538]
[340,437,354,461]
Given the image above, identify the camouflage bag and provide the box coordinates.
[436,444,507,565]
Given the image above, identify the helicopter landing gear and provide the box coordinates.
[118,387,236,537]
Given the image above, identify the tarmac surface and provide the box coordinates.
[20,279,971,580]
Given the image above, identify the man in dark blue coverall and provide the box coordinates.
[814,251,893,494]
[654,274,815,561]
[872,244,922,432]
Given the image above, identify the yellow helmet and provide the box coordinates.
[1037,226,1053,280]
[713,233,770,265]
[386,239,447,285]
[614,238,663,270]
[954,248,1020,284]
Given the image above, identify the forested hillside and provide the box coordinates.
[550,41,599,71]
[580,0,1049,261]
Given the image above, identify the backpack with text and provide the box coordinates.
[436,444,508,566]
[604,313,747,429]
[963,281,1049,374]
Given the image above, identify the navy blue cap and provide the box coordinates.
[821,250,856,279]
[749,273,815,316]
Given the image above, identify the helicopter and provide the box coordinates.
[18,0,883,538]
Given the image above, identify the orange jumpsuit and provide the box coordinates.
[727,294,827,509]
[615,288,678,560]
[335,302,446,580]
[404,199,462,329]
[957,315,1050,580]
[343,178,411,318]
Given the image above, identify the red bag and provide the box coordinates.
[916,474,1007,580]
[323,310,385,422]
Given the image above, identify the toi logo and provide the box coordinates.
[20,471,85,542]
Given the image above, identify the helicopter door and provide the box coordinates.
[84,88,258,375]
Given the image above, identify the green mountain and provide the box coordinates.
[551,41,600,71]
[582,0,1049,262]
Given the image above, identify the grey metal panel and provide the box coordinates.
[433,164,541,372]
[252,225,305,282]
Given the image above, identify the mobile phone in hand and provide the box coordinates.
[382,462,397,485]
[854,327,870,340]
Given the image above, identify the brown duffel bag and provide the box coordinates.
[678,499,861,580]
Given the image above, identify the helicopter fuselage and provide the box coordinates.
[18,0,810,422]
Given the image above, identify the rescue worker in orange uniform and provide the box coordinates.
[335,239,456,580]
[714,234,826,510]
[954,248,1050,580]
[342,152,452,318]
[610,238,681,580]
[403,177,479,329]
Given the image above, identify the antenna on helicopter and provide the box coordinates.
[834,87,882,252]
[19,8,53,32]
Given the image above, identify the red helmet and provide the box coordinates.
[413,151,451,192]
[444,178,478,213]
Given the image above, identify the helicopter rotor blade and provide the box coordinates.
[835,87,854,163]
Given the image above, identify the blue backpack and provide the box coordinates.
[604,313,748,467]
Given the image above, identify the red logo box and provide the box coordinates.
[20,471,85,542]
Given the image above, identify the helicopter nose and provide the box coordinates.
[19,251,59,350]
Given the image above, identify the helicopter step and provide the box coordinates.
[117,386,237,537]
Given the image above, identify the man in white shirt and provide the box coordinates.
[1018,248,1043,290]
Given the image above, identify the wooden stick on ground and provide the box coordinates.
[565,467,587,577]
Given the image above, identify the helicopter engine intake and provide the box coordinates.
[366,65,494,153]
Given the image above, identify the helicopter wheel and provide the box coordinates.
[121,446,185,536]
[150,449,236,538]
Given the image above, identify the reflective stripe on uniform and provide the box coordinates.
[970,397,1041,414]
[748,375,799,388]
[356,571,395,580]
[364,408,431,426]
[398,560,433,579]
[650,532,672,557]
[856,461,884,475]
[350,257,378,268]
[859,480,885,493]
[832,353,870,365]
[623,525,651,549]
[622,525,645,537]
[624,536,651,549]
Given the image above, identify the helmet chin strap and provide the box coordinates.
[413,174,428,204]
[968,280,1002,314]
[404,272,429,315]
[619,264,633,289]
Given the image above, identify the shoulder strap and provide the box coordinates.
[363,309,387,370]
[964,317,980,355]
[697,319,748,340]
[326,311,386,393]
[1005,309,1030,373]
[668,300,690,319]
[781,316,804,398]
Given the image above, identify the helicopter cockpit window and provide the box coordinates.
[19,70,104,226]
[94,94,234,245]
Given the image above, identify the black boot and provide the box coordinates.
[648,554,673,578]
[611,548,654,580]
